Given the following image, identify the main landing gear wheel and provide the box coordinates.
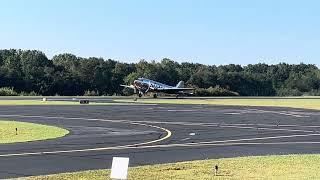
[138,93,143,98]
[153,93,158,98]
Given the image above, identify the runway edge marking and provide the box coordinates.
[0,114,172,157]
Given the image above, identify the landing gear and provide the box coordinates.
[138,92,143,98]
[176,94,179,99]
[153,93,158,98]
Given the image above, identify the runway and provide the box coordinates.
[1,103,320,178]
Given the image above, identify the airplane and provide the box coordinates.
[121,78,194,98]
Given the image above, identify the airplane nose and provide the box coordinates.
[134,80,141,86]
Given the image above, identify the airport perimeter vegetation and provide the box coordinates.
[2,96,320,179]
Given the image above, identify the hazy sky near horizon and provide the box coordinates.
[1,0,320,65]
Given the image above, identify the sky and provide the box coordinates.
[1,0,320,66]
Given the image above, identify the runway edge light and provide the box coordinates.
[110,157,130,180]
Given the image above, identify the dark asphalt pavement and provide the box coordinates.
[1,103,320,178]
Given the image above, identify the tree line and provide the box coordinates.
[1,49,320,96]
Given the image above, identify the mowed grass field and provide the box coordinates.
[0,120,69,143]
[23,154,320,180]
[0,100,129,105]
[0,100,78,105]
[2,97,320,111]
[117,97,320,111]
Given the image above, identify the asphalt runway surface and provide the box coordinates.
[1,103,320,178]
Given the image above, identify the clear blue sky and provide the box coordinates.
[1,0,320,65]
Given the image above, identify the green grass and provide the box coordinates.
[0,120,69,143]
[2,97,320,111]
[0,96,134,100]
[0,100,79,105]
[117,98,320,111]
[0,99,141,105]
[0,100,124,105]
[22,154,320,180]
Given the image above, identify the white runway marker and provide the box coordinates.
[247,109,310,118]
[225,112,242,115]
[167,110,196,112]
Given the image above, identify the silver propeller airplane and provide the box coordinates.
[121,78,194,98]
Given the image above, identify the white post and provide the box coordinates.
[110,157,130,180]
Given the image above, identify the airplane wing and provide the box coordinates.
[120,85,135,89]
[154,87,194,90]
[152,87,194,93]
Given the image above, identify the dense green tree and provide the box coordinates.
[189,66,217,88]
[1,49,320,96]
[19,50,54,94]
[177,62,199,83]
[112,62,135,95]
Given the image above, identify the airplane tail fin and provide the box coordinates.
[176,81,184,88]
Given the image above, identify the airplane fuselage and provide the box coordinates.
[121,78,194,98]
[133,78,172,94]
